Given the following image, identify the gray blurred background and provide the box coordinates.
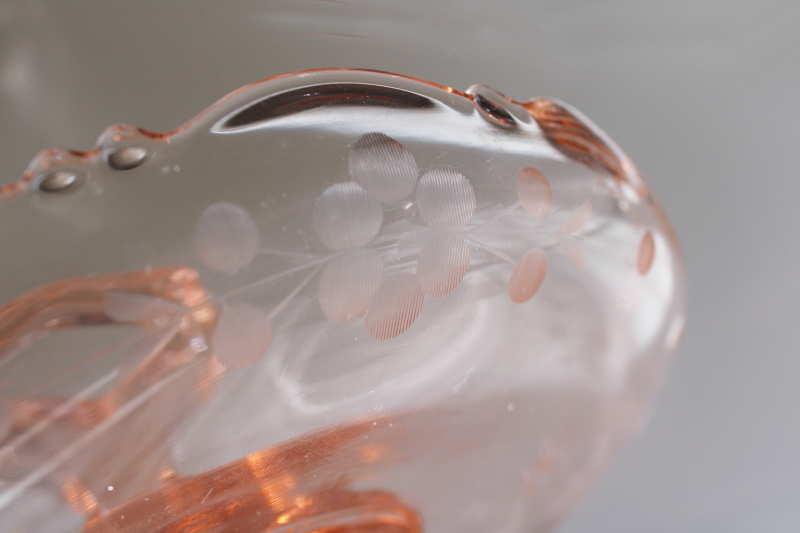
[1,1,798,531]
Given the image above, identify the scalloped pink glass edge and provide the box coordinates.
[0,68,648,201]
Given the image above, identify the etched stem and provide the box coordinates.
[464,236,517,265]
[266,264,323,321]
[465,200,521,235]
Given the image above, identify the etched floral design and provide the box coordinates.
[315,133,426,340]
[320,134,483,340]
[0,69,676,533]
[460,165,595,304]
[305,134,412,334]
[192,133,605,351]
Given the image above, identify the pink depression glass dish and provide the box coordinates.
[0,69,685,533]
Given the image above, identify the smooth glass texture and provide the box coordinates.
[0,69,684,533]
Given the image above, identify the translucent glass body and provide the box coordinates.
[0,69,684,533]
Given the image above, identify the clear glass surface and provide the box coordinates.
[0,66,684,533]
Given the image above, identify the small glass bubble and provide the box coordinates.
[106,147,149,170]
[38,170,80,192]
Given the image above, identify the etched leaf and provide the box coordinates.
[508,249,547,303]
[637,230,655,275]
[556,200,592,235]
[416,168,476,231]
[558,236,586,269]
[365,273,425,340]
[212,304,272,369]
[318,249,384,322]
[516,167,553,219]
[417,234,470,298]
[313,182,383,250]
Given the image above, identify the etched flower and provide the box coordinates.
[191,137,590,345]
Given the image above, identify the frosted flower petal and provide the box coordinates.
[195,202,260,274]
[416,168,476,231]
[348,133,419,203]
[212,304,272,369]
[365,273,425,340]
[417,234,470,298]
[318,249,385,322]
[313,182,383,250]
[516,167,553,219]
[508,248,547,303]
[556,200,592,235]
[558,236,586,270]
[637,230,655,275]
